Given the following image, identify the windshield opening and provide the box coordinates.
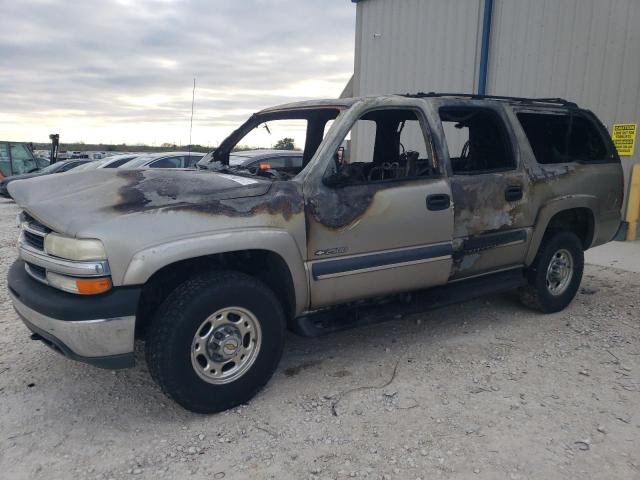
[201,107,342,180]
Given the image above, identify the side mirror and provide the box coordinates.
[329,146,348,174]
[323,147,347,187]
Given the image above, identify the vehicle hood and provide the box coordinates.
[8,168,274,235]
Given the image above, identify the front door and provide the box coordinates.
[305,103,454,308]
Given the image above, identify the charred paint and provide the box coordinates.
[450,173,527,238]
[306,184,376,229]
[111,170,304,221]
[305,179,424,230]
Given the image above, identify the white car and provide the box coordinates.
[121,152,204,169]
[73,154,140,171]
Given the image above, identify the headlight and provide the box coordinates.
[44,233,107,261]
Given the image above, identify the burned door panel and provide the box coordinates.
[439,104,533,278]
[449,172,531,277]
[306,178,454,307]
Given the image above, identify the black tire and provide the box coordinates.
[519,231,584,313]
[145,270,285,413]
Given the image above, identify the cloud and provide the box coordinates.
[0,0,355,145]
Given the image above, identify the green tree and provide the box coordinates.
[274,137,295,150]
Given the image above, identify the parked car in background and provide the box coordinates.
[73,154,139,171]
[121,152,204,169]
[0,159,91,198]
[35,157,50,169]
[198,149,303,174]
[0,141,43,180]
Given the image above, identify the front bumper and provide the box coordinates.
[8,259,141,369]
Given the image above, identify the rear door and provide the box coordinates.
[438,102,531,279]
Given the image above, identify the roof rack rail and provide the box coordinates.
[402,92,578,108]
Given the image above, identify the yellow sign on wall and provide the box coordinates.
[612,123,637,157]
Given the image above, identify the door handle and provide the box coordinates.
[426,194,450,211]
[505,185,523,202]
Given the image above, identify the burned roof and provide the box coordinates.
[258,97,359,114]
[401,92,578,109]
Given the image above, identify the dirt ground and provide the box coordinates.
[0,197,638,480]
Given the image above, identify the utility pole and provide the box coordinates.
[49,134,60,164]
[188,78,196,156]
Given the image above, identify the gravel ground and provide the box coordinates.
[0,196,638,480]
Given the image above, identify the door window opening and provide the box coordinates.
[439,107,515,174]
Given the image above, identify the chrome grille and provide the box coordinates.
[22,212,51,233]
[23,230,45,250]
[20,212,50,252]
[25,262,46,281]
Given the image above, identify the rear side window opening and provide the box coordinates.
[517,111,609,164]
[439,107,515,175]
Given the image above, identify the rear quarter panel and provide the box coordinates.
[507,107,624,264]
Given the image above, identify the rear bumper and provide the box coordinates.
[8,259,141,369]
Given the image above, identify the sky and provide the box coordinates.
[0,0,355,147]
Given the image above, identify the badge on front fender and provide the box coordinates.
[314,247,348,257]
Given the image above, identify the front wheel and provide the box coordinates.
[145,270,285,413]
[519,231,584,313]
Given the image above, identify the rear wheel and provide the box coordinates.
[145,270,285,413]
[519,231,584,313]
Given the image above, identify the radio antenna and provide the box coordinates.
[188,77,196,156]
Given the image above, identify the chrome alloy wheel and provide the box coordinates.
[190,307,262,384]
[545,248,574,296]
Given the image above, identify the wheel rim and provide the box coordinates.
[190,306,262,385]
[545,248,574,296]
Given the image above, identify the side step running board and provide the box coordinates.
[291,268,527,337]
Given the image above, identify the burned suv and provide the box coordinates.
[7,94,623,413]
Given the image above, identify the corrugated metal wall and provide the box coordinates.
[353,0,483,97]
[487,0,640,201]
[353,0,640,210]
[489,0,640,126]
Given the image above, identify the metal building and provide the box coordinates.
[345,0,640,228]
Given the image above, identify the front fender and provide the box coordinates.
[122,229,308,315]
[525,195,598,265]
